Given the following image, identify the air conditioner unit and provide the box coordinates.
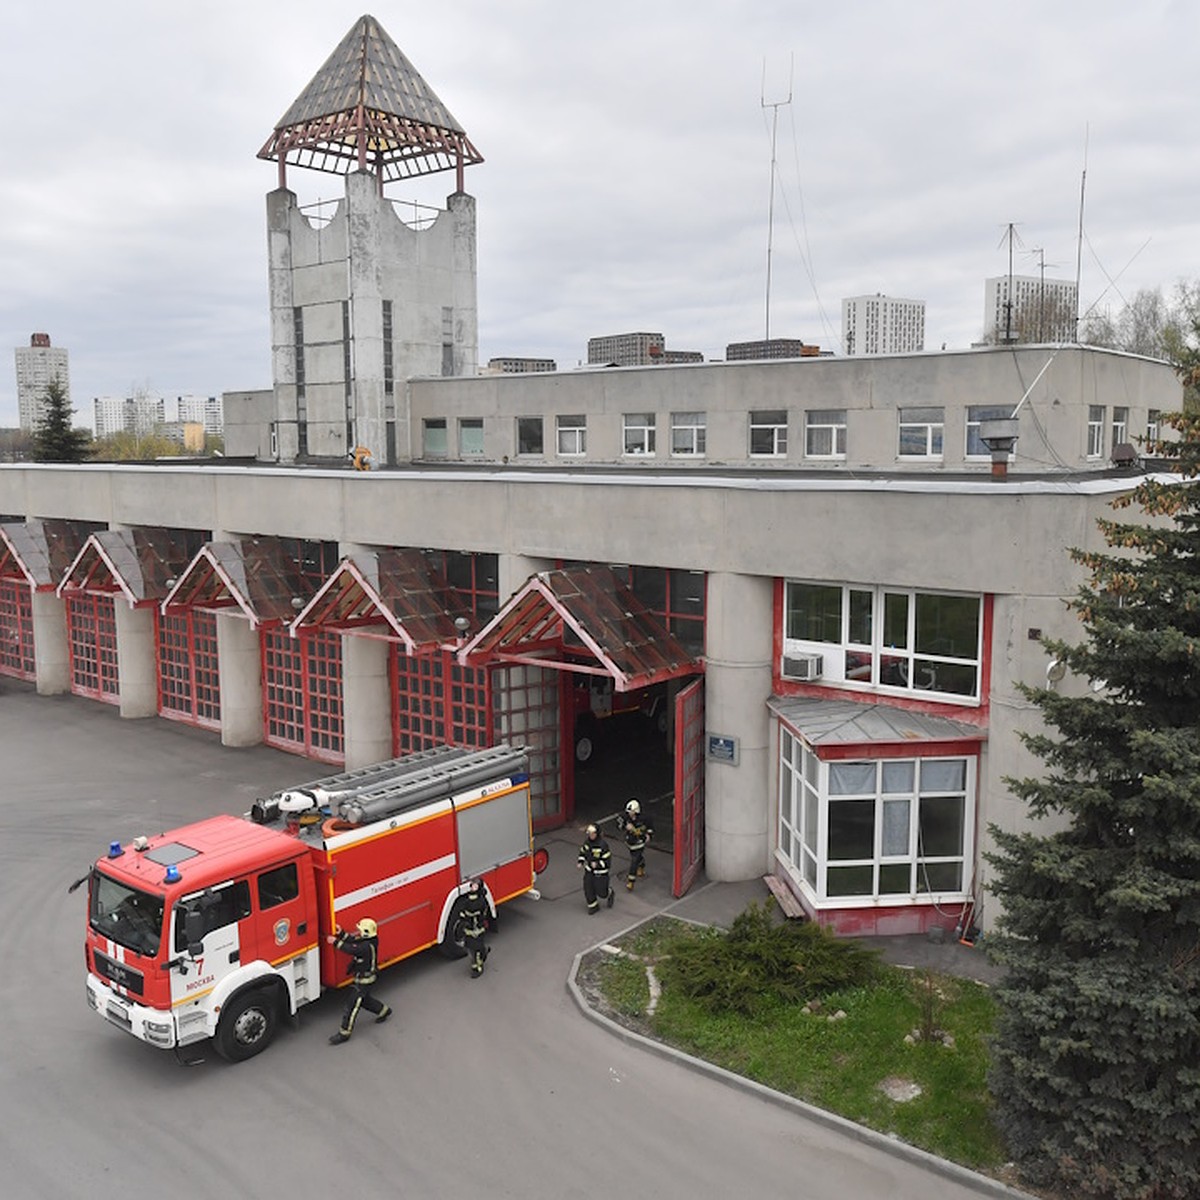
[782,652,823,682]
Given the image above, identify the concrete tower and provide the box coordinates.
[257,15,484,466]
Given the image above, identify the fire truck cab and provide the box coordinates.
[83,745,543,1062]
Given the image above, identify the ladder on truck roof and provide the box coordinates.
[329,744,529,828]
[250,744,528,827]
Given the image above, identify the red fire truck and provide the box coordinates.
[81,744,546,1062]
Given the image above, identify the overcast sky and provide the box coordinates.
[3,0,1198,427]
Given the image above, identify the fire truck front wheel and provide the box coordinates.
[214,987,279,1062]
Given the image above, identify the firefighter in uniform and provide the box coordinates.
[461,878,490,978]
[327,917,392,1044]
[619,798,651,891]
[576,823,614,914]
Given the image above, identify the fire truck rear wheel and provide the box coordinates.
[439,897,470,959]
[214,987,279,1062]
[574,723,596,768]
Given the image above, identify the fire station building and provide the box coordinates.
[0,16,1183,937]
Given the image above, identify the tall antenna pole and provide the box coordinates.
[1074,124,1088,343]
[762,56,793,344]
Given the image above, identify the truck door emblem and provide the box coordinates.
[274,918,290,945]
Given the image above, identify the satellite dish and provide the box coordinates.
[1046,659,1066,684]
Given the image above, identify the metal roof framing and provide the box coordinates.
[57,529,194,607]
[258,14,483,188]
[162,538,318,628]
[459,566,700,692]
[289,548,474,654]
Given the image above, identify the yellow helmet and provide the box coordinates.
[586,824,598,837]
[356,918,378,938]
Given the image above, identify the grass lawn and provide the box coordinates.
[591,915,1006,1173]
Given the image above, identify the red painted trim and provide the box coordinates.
[813,738,984,761]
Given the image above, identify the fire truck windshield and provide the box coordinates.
[90,871,165,957]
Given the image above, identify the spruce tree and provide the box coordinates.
[986,410,1200,1199]
[32,377,90,463]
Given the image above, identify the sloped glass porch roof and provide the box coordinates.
[290,548,474,653]
[0,519,97,590]
[162,538,319,627]
[57,529,197,605]
[459,565,700,691]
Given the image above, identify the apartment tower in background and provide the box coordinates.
[14,333,70,431]
[841,295,926,356]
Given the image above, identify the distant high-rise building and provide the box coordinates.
[984,275,1078,344]
[176,394,224,436]
[842,295,925,356]
[484,357,557,374]
[726,338,820,361]
[93,393,165,439]
[14,333,70,431]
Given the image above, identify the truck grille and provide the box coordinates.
[94,950,145,996]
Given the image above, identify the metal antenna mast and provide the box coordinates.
[1074,124,1089,343]
[762,56,793,343]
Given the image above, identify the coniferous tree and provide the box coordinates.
[31,377,90,463]
[986,410,1200,1199]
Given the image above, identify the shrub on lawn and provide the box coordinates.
[658,901,882,1015]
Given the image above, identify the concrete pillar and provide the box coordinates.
[114,603,158,719]
[217,614,262,747]
[499,553,553,603]
[700,572,775,882]
[31,589,69,695]
[342,633,391,769]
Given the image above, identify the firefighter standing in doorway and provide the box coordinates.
[619,798,652,891]
[461,878,490,978]
[326,918,392,1044]
[576,823,614,914]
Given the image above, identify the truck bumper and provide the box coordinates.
[86,973,178,1049]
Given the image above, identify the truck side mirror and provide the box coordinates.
[184,909,205,957]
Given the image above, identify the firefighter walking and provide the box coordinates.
[619,798,652,891]
[461,878,490,978]
[577,823,614,914]
[326,917,392,1044]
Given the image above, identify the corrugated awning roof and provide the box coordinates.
[258,14,483,183]
[768,695,985,753]
[162,537,318,627]
[290,548,473,652]
[57,529,196,606]
[0,519,94,590]
[459,565,700,691]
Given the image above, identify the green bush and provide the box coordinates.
[657,901,882,1016]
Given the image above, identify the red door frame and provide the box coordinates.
[672,676,706,897]
[0,577,35,680]
[65,593,119,704]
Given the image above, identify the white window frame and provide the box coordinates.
[750,410,788,457]
[422,417,448,458]
[623,412,656,457]
[804,409,846,459]
[776,729,975,908]
[1111,406,1129,448]
[781,579,984,704]
[556,414,587,457]
[965,405,1012,458]
[1087,405,1106,459]
[459,418,484,458]
[670,411,706,457]
[1147,409,1161,443]
[898,407,944,459]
